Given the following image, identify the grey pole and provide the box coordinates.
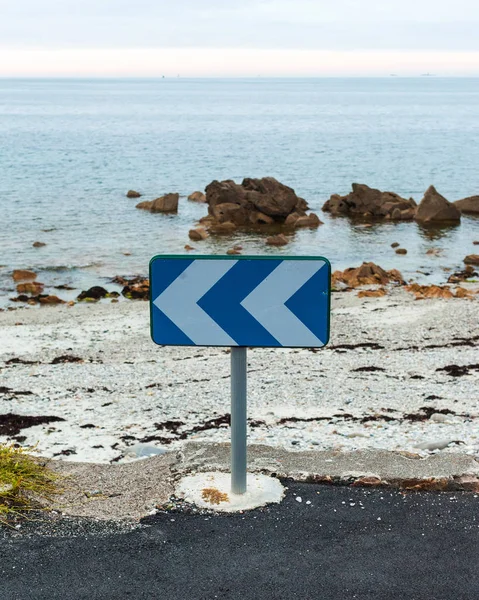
[230,346,247,495]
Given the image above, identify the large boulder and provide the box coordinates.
[415,186,461,224]
[322,184,416,220]
[151,193,179,213]
[127,190,141,198]
[332,262,404,289]
[204,177,309,226]
[454,195,479,215]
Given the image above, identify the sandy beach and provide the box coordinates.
[1,286,479,463]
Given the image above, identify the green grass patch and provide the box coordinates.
[0,443,62,526]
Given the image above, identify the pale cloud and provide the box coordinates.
[0,0,478,75]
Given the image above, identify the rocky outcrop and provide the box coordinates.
[16,282,44,295]
[415,186,461,224]
[136,193,179,213]
[447,265,477,283]
[322,184,416,220]
[127,190,141,198]
[188,191,206,203]
[454,195,479,215]
[464,255,479,266]
[113,276,150,300]
[332,262,404,289]
[203,177,316,229]
[405,284,473,300]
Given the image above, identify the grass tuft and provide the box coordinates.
[0,443,62,526]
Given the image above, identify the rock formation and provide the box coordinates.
[136,193,179,213]
[415,186,461,224]
[127,190,141,198]
[202,177,319,230]
[454,195,479,215]
[322,184,416,220]
[332,262,404,289]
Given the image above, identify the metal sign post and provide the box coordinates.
[230,346,247,494]
[150,255,331,496]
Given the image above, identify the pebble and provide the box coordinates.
[295,496,302,503]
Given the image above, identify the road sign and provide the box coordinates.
[149,255,331,348]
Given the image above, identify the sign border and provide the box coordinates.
[149,254,331,348]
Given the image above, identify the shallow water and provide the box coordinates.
[1,77,479,302]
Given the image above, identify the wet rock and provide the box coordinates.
[391,242,400,248]
[395,248,407,255]
[126,190,141,198]
[226,247,242,255]
[188,191,206,203]
[38,295,65,305]
[266,233,289,246]
[150,193,179,213]
[454,195,479,215]
[322,183,416,220]
[415,185,461,224]
[207,221,237,234]
[464,254,479,266]
[184,244,195,251]
[120,278,150,300]
[16,282,44,295]
[32,241,46,248]
[189,227,209,241]
[0,413,65,436]
[448,265,477,283]
[12,270,36,282]
[77,286,116,301]
[332,262,404,289]
[204,177,310,227]
[294,213,323,228]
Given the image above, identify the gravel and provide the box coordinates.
[1,287,479,462]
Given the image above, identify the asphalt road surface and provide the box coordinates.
[1,482,478,600]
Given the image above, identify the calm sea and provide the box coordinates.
[1,77,479,302]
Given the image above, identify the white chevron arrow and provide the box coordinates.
[240,260,326,347]
[153,259,238,346]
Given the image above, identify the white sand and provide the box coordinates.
[1,287,479,462]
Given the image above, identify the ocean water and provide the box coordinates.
[1,77,479,301]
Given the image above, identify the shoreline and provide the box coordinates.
[1,287,479,463]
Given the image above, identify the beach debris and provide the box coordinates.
[32,241,46,248]
[184,244,195,251]
[189,227,209,241]
[13,294,66,305]
[454,195,479,215]
[77,286,119,302]
[322,183,416,220]
[464,254,479,266]
[266,233,289,246]
[357,288,387,298]
[226,247,242,255]
[415,185,461,224]
[136,193,179,213]
[115,276,150,300]
[126,190,141,198]
[51,355,83,364]
[188,191,206,203]
[0,413,65,437]
[332,262,404,289]
[38,295,66,305]
[201,488,229,505]
[395,248,407,255]
[436,363,479,377]
[12,270,36,282]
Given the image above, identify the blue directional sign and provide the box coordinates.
[149,255,330,348]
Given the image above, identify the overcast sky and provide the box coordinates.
[1,0,478,76]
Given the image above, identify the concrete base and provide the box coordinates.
[175,472,285,512]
